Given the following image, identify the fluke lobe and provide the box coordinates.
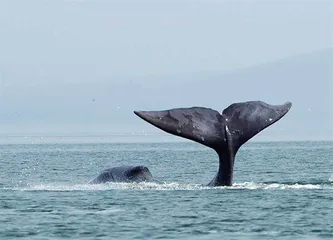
[134,101,292,186]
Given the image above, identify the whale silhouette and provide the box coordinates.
[134,101,292,186]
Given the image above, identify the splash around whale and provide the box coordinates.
[89,100,292,187]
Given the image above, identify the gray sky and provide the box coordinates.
[0,0,332,142]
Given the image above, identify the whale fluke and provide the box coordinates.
[134,101,292,186]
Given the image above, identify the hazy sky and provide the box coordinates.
[0,0,332,141]
[0,0,332,80]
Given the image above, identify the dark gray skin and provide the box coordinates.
[134,100,292,187]
[88,165,153,184]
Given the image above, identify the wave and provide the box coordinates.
[66,208,126,215]
[3,181,332,192]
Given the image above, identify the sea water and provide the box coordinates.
[0,141,332,239]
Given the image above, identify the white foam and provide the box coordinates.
[15,182,209,191]
[329,174,333,182]
[211,182,324,190]
[5,181,330,192]
[67,208,125,215]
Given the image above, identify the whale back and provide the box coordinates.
[88,165,153,184]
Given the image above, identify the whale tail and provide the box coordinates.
[134,101,292,186]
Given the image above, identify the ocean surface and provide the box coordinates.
[0,140,332,239]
